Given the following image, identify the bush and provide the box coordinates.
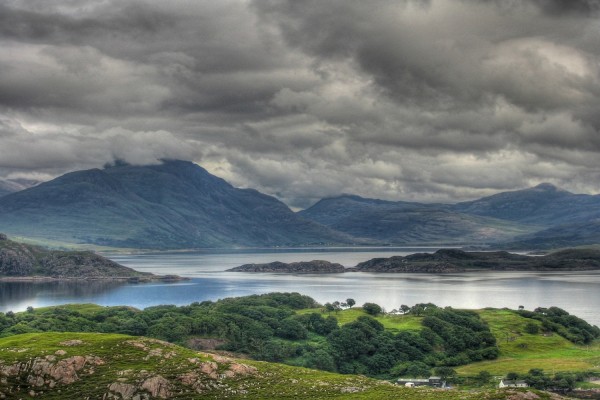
[524,322,539,334]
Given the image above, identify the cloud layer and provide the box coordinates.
[1,0,600,208]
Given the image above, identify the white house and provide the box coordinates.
[499,379,528,388]
[397,376,446,388]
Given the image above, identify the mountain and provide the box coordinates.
[452,183,600,225]
[299,194,534,245]
[504,219,600,249]
[0,178,39,197]
[0,160,351,249]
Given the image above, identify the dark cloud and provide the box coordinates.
[1,0,600,208]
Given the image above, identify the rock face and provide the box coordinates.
[227,260,346,273]
[0,353,105,388]
[0,235,183,280]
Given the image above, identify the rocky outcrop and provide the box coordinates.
[0,353,105,387]
[227,260,346,273]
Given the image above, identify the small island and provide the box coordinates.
[227,260,346,273]
[0,234,185,281]
[228,248,600,274]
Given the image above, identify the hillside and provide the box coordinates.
[0,178,39,197]
[504,220,600,249]
[298,195,534,245]
[0,333,563,400]
[453,183,600,226]
[0,234,176,280]
[0,160,352,249]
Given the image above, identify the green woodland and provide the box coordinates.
[1,293,599,389]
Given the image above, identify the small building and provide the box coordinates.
[499,379,528,388]
[397,376,446,388]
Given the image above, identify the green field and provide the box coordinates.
[0,332,562,399]
[456,309,600,375]
[297,307,423,332]
[298,306,600,377]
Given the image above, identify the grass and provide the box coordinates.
[297,306,600,377]
[296,307,423,332]
[456,308,600,375]
[0,332,561,399]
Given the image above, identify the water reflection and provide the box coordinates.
[0,280,128,312]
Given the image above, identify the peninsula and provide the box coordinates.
[0,234,184,281]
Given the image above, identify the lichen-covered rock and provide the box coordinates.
[108,382,137,399]
[141,375,172,398]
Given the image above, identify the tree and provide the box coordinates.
[332,301,342,313]
[324,303,335,314]
[433,366,456,380]
[506,372,519,381]
[518,305,525,311]
[400,305,411,314]
[346,298,356,308]
[476,370,491,384]
[362,303,382,316]
[26,306,34,313]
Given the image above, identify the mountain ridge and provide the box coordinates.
[0,160,353,249]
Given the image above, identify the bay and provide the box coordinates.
[1,248,599,326]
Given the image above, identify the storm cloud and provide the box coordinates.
[1,0,600,208]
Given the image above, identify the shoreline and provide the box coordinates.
[0,275,190,282]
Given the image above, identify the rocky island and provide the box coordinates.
[229,248,600,274]
[227,260,346,273]
[0,234,184,281]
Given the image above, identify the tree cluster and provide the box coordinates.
[518,306,600,344]
[0,295,499,379]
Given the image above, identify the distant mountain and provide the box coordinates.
[0,160,352,249]
[299,195,534,245]
[504,219,600,249]
[0,178,40,197]
[452,183,600,225]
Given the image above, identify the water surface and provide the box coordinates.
[1,248,599,326]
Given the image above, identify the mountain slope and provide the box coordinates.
[299,195,534,245]
[504,219,600,249]
[452,183,600,225]
[0,178,39,197]
[0,160,351,249]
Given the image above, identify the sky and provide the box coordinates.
[1,0,600,209]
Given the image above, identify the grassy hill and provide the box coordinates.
[304,306,600,377]
[456,309,600,375]
[0,295,598,397]
[0,332,566,399]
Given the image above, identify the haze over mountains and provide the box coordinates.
[0,178,39,197]
[0,160,599,250]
